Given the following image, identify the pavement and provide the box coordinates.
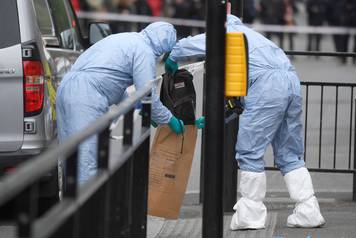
[147,196,356,238]
[2,3,356,238]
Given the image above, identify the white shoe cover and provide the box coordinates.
[284,167,326,228]
[230,171,267,230]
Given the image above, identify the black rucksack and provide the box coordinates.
[160,69,196,125]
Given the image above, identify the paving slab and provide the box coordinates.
[147,212,277,238]
[272,200,356,238]
[148,200,356,238]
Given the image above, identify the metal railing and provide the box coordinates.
[266,82,356,175]
[0,81,154,238]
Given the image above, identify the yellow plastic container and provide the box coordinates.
[225,32,248,96]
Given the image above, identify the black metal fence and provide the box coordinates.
[266,82,356,175]
[0,83,153,238]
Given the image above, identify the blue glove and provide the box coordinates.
[151,120,158,128]
[168,116,185,134]
[165,58,178,75]
[195,116,205,129]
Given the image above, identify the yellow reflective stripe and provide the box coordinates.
[47,79,56,120]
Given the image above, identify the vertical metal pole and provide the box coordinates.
[200,67,206,204]
[122,109,134,237]
[304,85,309,162]
[98,127,110,169]
[318,86,324,168]
[64,151,78,198]
[348,87,354,169]
[333,86,339,168]
[123,110,134,146]
[353,98,356,201]
[203,0,226,237]
[223,0,244,213]
[16,184,38,238]
[108,161,132,238]
[131,98,151,238]
[63,151,79,238]
[98,127,111,238]
[108,110,134,238]
[223,117,238,212]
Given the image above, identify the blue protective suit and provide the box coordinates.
[56,22,176,183]
[169,15,305,175]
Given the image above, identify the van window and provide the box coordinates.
[33,0,55,36]
[48,0,74,49]
[0,0,20,49]
[64,0,84,51]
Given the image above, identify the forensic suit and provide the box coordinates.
[56,22,177,183]
[167,14,325,229]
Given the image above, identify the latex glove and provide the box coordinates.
[165,58,178,75]
[168,116,185,134]
[195,116,205,129]
[151,120,158,128]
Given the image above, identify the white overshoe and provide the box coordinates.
[287,196,326,228]
[284,167,326,228]
[230,171,267,230]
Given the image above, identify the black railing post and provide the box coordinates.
[98,127,111,238]
[131,98,151,238]
[108,110,134,238]
[64,151,78,198]
[203,0,226,237]
[223,116,238,212]
[63,150,79,238]
[353,98,356,201]
[98,127,111,169]
[200,67,206,204]
[16,184,38,238]
[108,162,133,238]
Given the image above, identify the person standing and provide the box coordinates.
[306,0,328,52]
[259,0,285,48]
[165,11,325,230]
[56,22,185,184]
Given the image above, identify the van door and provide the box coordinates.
[0,0,24,152]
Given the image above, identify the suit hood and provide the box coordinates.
[140,22,177,57]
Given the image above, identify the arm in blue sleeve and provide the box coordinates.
[133,51,172,124]
[169,33,207,62]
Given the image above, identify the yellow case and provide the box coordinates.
[225,32,248,96]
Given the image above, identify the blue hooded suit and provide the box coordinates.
[168,15,325,229]
[56,22,176,183]
[169,15,305,175]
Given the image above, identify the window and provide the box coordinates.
[63,0,84,50]
[0,0,20,49]
[33,0,55,36]
[47,0,74,49]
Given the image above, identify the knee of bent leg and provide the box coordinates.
[237,155,265,173]
[275,156,305,176]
